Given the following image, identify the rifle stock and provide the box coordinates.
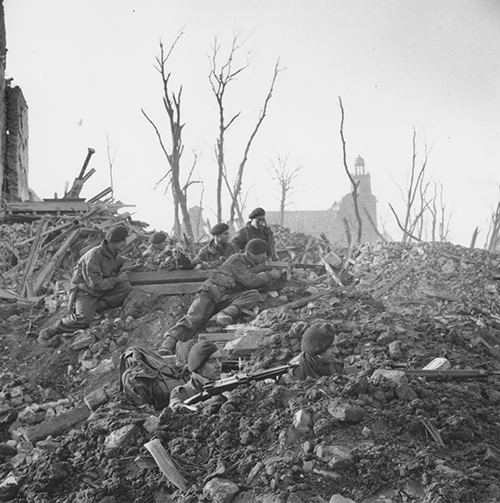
[184,363,296,406]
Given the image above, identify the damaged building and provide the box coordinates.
[0,1,31,205]
[267,155,380,244]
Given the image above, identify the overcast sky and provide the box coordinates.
[5,0,500,245]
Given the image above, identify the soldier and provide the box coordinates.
[192,223,237,268]
[142,231,169,265]
[290,324,343,380]
[159,238,283,355]
[169,341,222,410]
[38,225,132,346]
[231,207,279,261]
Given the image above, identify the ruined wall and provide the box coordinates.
[4,85,29,200]
[267,167,380,245]
[0,0,6,202]
[0,0,30,204]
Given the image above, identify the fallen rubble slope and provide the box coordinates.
[1,241,500,503]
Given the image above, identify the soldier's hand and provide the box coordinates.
[269,269,283,279]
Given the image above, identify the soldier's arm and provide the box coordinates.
[191,246,208,267]
[230,228,247,252]
[229,258,274,289]
[83,253,120,292]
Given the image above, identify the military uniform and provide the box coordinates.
[231,224,278,261]
[166,252,277,341]
[56,240,131,333]
[192,240,237,267]
[169,372,207,409]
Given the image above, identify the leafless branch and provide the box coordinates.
[338,96,363,245]
[389,203,422,241]
[229,59,282,223]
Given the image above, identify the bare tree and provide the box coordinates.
[209,36,248,222]
[105,132,118,200]
[338,97,363,245]
[141,33,194,239]
[270,155,302,226]
[470,226,480,249]
[437,182,451,242]
[390,128,433,242]
[229,60,282,225]
[486,193,500,252]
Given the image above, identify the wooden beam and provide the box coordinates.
[18,218,49,297]
[372,265,415,300]
[135,282,201,295]
[87,187,112,204]
[32,229,81,294]
[129,269,213,285]
[23,406,90,443]
[5,201,95,213]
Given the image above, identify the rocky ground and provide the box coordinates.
[1,239,500,503]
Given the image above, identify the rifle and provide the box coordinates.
[184,363,297,406]
[403,368,500,380]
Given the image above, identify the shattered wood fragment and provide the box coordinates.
[319,254,343,286]
[135,283,202,295]
[144,439,187,491]
[420,418,445,447]
[280,291,332,310]
[18,218,49,297]
[31,228,81,294]
[129,269,213,285]
[372,265,414,299]
[23,406,90,444]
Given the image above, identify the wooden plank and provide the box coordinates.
[18,218,49,297]
[88,187,112,204]
[6,201,95,213]
[32,229,81,294]
[129,269,213,285]
[23,406,90,443]
[372,265,415,300]
[144,439,187,491]
[135,282,201,295]
[198,332,236,343]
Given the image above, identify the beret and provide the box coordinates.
[210,223,229,235]
[245,238,268,255]
[106,225,128,243]
[301,325,334,355]
[188,341,219,372]
[249,207,266,219]
[150,231,168,244]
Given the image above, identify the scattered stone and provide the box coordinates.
[388,341,402,359]
[104,424,140,450]
[202,477,239,503]
[293,409,312,432]
[330,495,357,503]
[370,369,408,387]
[327,401,364,424]
[395,382,417,401]
[69,333,96,351]
[143,415,161,434]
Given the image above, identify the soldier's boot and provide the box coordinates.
[158,335,178,356]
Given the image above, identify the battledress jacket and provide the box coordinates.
[231,224,278,260]
[192,240,237,266]
[71,240,124,296]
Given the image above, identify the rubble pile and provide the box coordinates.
[1,240,500,502]
[272,226,327,263]
[0,210,151,298]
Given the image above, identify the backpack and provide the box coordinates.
[119,346,187,410]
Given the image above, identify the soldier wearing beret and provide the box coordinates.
[160,238,283,355]
[290,324,343,380]
[231,208,279,261]
[169,341,222,410]
[192,223,237,268]
[38,225,132,346]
